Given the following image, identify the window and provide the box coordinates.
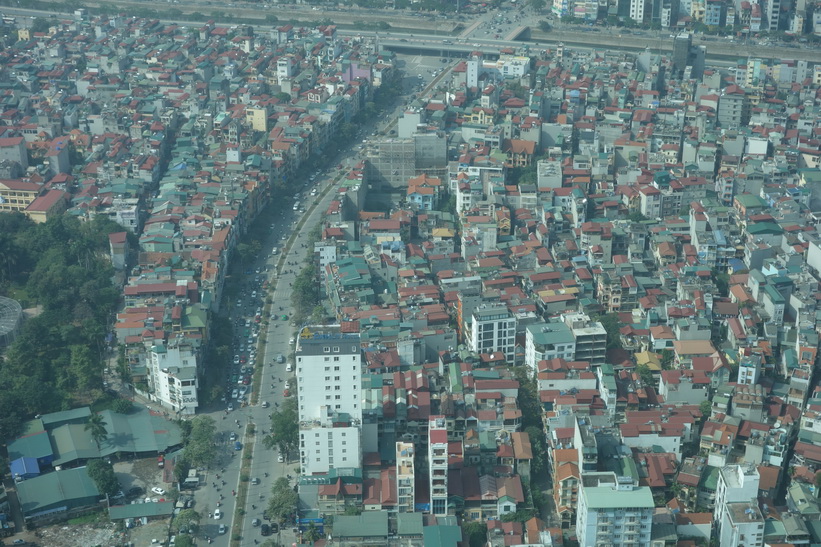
[334,356,339,361]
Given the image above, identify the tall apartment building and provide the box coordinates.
[148,343,199,415]
[715,465,760,541]
[295,327,363,474]
[467,303,517,363]
[576,472,654,547]
[719,501,765,547]
[396,441,415,513]
[428,416,449,516]
[524,321,576,373]
[563,312,607,366]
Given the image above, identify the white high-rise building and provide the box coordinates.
[576,472,654,547]
[148,343,199,415]
[396,442,415,513]
[428,416,449,516]
[719,501,765,547]
[715,465,760,541]
[467,303,516,363]
[295,327,363,474]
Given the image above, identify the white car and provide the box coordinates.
[151,487,166,496]
[214,508,222,519]
[284,381,290,390]
[277,453,284,462]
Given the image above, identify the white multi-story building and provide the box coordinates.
[148,343,199,415]
[396,441,415,513]
[296,327,362,421]
[429,416,449,516]
[715,465,760,539]
[630,0,646,22]
[299,408,361,475]
[525,321,576,373]
[576,472,654,547]
[467,303,516,363]
[719,502,765,547]
[563,312,607,366]
[295,327,363,474]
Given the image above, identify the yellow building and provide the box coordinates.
[245,106,269,132]
[0,179,42,213]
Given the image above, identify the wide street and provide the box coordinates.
[188,59,423,545]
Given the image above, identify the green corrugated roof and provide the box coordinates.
[51,423,99,465]
[109,501,174,520]
[41,407,91,428]
[423,524,463,547]
[396,512,423,535]
[16,467,100,515]
[332,511,389,538]
[7,430,52,461]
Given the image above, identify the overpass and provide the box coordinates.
[363,29,820,66]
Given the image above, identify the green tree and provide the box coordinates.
[303,522,321,543]
[463,521,487,547]
[175,535,196,547]
[86,459,120,496]
[660,349,675,370]
[712,268,730,297]
[525,425,547,475]
[265,477,298,522]
[595,313,623,350]
[116,344,130,385]
[85,412,108,450]
[263,398,299,457]
[112,399,134,414]
[500,509,536,522]
[699,400,712,423]
[635,364,654,387]
[69,344,101,392]
[174,453,192,485]
[173,509,201,534]
[510,366,541,429]
[184,416,218,468]
[30,17,51,34]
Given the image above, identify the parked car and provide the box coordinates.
[234,441,243,451]
[261,523,271,536]
[214,508,222,519]
[218,524,226,534]
[151,487,166,496]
